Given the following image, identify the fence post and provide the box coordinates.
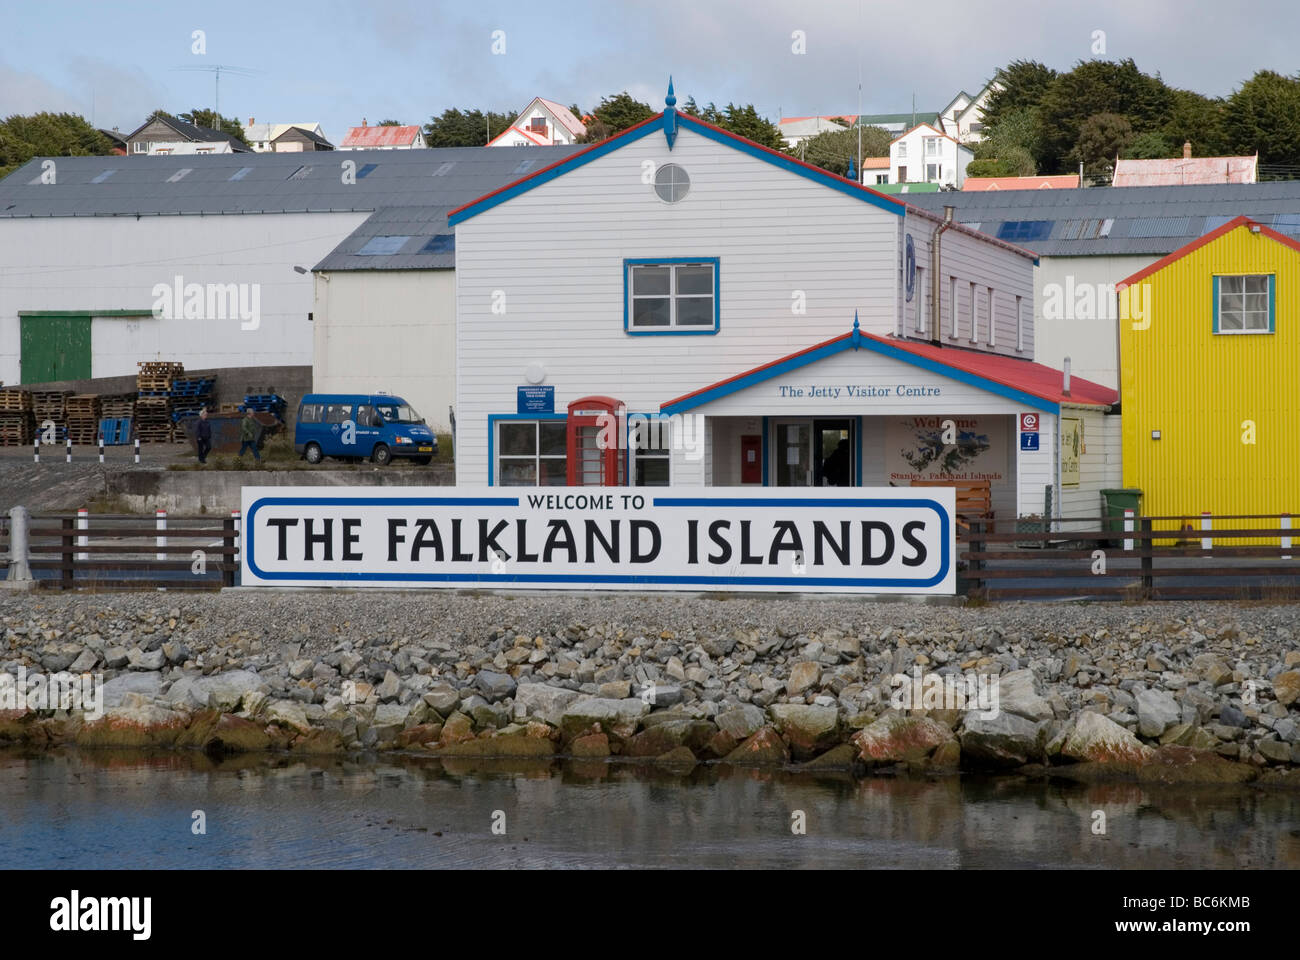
[61,517,74,590]
[98,434,105,464]
[65,436,72,463]
[134,437,141,464]
[230,509,241,566]
[33,437,39,464]
[5,506,33,582]
[156,508,167,561]
[1283,514,1292,561]
[1140,518,1153,599]
[222,515,236,588]
[76,507,89,561]
[1201,511,1212,554]
[1123,508,1134,552]
[967,519,984,600]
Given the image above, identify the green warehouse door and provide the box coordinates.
[20,314,92,384]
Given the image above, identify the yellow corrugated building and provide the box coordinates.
[1119,216,1299,542]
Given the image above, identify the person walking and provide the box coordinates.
[195,408,213,464]
[238,410,261,460]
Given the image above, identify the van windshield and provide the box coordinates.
[375,403,422,424]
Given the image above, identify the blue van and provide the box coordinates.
[295,394,438,465]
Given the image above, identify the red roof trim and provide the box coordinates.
[1120,216,1300,287]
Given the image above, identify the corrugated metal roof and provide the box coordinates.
[0,145,582,270]
[1112,156,1256,187]
[339,125,421,147]
[906,182,1300,256]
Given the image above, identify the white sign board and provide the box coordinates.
[239,486,956,594]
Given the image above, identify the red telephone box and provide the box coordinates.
[566,396,625,486]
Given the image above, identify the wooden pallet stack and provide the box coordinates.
[31,390,70,441]
[65,394,102,444]
[0,389,34,446]
[136,361,184,444]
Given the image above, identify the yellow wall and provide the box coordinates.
[1120,224,1300,542]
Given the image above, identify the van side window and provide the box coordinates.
[357,404,381,427]
[299,403,324,424]
[326,404,353,423]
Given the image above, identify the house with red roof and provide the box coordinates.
[338,122,426,150]
[487,98,587,147]
[963,175,1080,192]
[1113,143,1257,186]
[448,81,1119,523]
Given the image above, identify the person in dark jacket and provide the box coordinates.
[195,408,213,464]
[238,410,261,460]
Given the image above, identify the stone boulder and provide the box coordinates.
[852,714,954,764]
[1134,686,1181,739]
[960,710,1046,768]
[1137,745,1257,784]
[723,725,790,765]
[768,703,840,761]
[559,697,650,740]
[1061,711,1153,765]
[514,682,581,725]
[996,669,1053,722]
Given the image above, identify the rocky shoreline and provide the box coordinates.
[2,593,1299,787]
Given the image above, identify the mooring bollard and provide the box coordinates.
[5,506,33,583]
[156,508,167,561]
[65,436,72,463]
[1123,508,1134,552]
[134,437,141,464]
[231,509,242,566]
[77,507,89,561]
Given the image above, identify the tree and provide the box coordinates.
[586,92,655,139]
[1123,131,1175,159]
[1225,70,1300,167]
[981,61,1057,131]
[1036,59,1171,172]
[795,124,892,177]
[690,102,785,149]
[377,119,402,127]
[974,107,1042,171]
[0,112,116,178]
[1162,88,1228,157]
[423,107,517,147]
[1072,112,1134,178]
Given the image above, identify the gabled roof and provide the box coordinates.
[855,112,941,127]
[963,175,1080,192]
[1112,156,1257,187]
[1120,215,1300,287]
[340,125,422,148]
[272,126,333,149]
[661,324,1116,417]
[891,122,965,147]
[533,99,586,138]
[486,125,549,147]
[449,109,908,225]
[127,114,249,151]
[861,156,890,169]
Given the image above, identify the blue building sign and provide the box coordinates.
[517,386,554,415]
[1020,432,1040,452]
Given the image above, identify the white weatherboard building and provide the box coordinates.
[451,87,1120,523]
[888,123,975,188]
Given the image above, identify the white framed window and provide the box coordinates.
[924,137,941,157]
[948,276,958,338]
[1215,274,1273,333]
[926,163,941,182]
[987,287,996,346]
[497,419,567,486]
[626,260,718,333]
[1016,295,1024,352]
[132,141,146,153]
[897,142,908,160]
[629,416,670,486]
[969,282,978,343]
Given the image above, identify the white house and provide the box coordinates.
[449,85,1118,524]
[245,121,330,153]
[938,81,999,144]
[888,123,975,188]
[487,98,587,147]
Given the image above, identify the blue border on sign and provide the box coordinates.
[244,493,952,589]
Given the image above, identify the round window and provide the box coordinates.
[654,163,690,203]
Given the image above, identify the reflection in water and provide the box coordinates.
[1,750,1297,869]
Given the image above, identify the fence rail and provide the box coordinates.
[1,512,239,591]
[963,513,1300,601]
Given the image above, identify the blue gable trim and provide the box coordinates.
[661,334,1062,417]
[449,113,905,226]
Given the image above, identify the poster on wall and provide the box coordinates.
[885,416,1007,483]
[1061,417,1082,485]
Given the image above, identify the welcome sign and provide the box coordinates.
[240,487,955,594]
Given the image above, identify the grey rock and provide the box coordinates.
[422,683,461,715]
[996,669,1054,722]
[376,670,401,702]
[1134,686,1181,739]
[961,710,1047,768]
[101,672,164,708]
[288,658,315,680]
[475,670,517,699]
[40,643,82,672]
[102,647,129,669]
[1219,703,1248,727]
[514,682,582,725]
[127,648,165,671]
[715,704,766,740]
[69,649,98,673]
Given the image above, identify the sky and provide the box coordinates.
[2,0,1296,142]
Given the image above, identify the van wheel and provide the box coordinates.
[304,442,323,464]
[371,444,392,466]
[412,456,432,466]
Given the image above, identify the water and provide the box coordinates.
[2,750,1298,869]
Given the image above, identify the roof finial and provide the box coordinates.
[846,156,856,181]
[852,309,862,349]
[663,76,679,149]
[853,310,860,332]
[666,76,677,109]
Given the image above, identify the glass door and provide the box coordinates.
[814,419,853,487]
[774,422,812,486]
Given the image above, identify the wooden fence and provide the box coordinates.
[0,512,239,591]
[964,513,1300,601]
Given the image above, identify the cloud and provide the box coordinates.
[0,56,164,132]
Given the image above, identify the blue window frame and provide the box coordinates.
[1213,274,1275,334]
[624,257,720,335]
